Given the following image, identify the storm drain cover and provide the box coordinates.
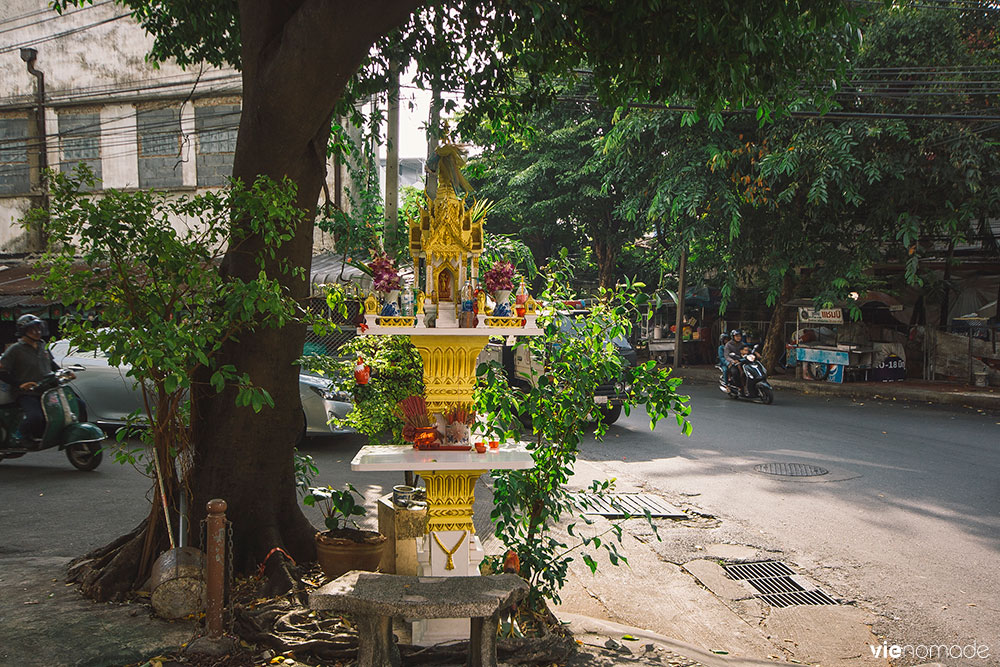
[571,493,686,518]
[754,462,829,477]
[755,589,839,608]
[723,560,840,608]
[724,560,796,579]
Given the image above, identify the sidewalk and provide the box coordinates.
[674,364,1000,412]
[2,553,779,667]
[6,365,984,667]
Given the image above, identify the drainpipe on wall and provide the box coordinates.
[20,47,48,252]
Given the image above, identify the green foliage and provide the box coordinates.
[470,95,649,288]
[54,1,859,139]
[27,165,313,469]
[480,233,539,281]
[475,249,691,605]
[317,116,389,260]
[303,483,367,532]
[329,335,424,445]
[293,450,320,499]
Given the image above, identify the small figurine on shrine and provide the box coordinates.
[354,357,371,385]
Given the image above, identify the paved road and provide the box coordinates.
[576,383,1000,664]
[0,432,494,560]
[1,387,997,665]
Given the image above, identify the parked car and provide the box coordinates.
[48,340,353,440]
[478,311,637,425]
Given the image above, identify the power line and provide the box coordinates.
[0,1,114,37]
[0,3,72,28]
[0,98,242,149]
[0,13,132,55]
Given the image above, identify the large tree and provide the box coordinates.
[57,0,860,599]
[469,98,646,289]
[606,3,1000,372]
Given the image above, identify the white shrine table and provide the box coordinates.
[351,443,534,645]
[351,443,534,536]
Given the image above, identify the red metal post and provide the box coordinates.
[205,498,227,638]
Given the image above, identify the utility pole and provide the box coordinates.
[673,244,688,369]
[385,61,400,253]
[21,48,47,252]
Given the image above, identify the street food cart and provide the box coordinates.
[791,304,875,383]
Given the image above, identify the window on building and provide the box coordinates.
[137,106,182,189]
[195,104,240,187]
[58,112,102,185]
[0,117,31,196]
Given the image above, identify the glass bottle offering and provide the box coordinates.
[515,277,529,305]
[461,280,474,312]
[401,288,414,316]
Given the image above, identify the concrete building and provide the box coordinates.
[0,0,349,255]
[0,0,370,340]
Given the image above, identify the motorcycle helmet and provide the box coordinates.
[730,329,742,339]
[16,314,48,338]
[719,333,730,344]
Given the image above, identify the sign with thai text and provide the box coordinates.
[798,307,844,324]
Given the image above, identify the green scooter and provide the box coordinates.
[0,369,106,470]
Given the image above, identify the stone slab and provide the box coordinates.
[351,444,534,472]
[0,556,195,666]
[310,571,527,619]
[683,559,757,601]
[761,605,882,665]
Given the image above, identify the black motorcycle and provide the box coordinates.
[0,370,106,470]
[719,346,774,404]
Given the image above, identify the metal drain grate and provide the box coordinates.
[723,560,839,608]
[756,589,839,608]
[744,576,804,595]
[571,493,686,518]
[724,560,796,580]
[754,462,829,477]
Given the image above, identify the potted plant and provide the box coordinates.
[305,483,387,579]
[369,252,402,315]
[483,261,515,317]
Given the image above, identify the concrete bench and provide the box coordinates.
[309,570,528,667]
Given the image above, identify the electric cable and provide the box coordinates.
[0,14,133,55]
[0,1,115,37]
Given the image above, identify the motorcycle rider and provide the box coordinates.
[0,315,74,441]
[723,330,744,387]
[717,333,730,370]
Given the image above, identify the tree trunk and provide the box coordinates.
[72,0,423,600]
[189,0,423,576]
[593,237,617,289]
[761,272,794,374]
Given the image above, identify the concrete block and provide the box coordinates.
[683,559,756,601]
[376,494,428,575]
[762,605,881,665]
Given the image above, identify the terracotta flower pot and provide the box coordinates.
[315,529,387,580]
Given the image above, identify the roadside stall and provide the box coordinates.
[789,302,872,383]
[642,287,716,364]
[787,295,909,383]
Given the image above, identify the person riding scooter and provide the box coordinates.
[723,330,744,387]
[0,315,75,440]
[717,333,730,369]
[728,342,753,395]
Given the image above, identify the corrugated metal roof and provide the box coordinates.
[0,262,46,296]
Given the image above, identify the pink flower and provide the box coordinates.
[368,253,401,293]
[483,261,514,293]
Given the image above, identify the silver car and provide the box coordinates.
[48,340,352,440]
